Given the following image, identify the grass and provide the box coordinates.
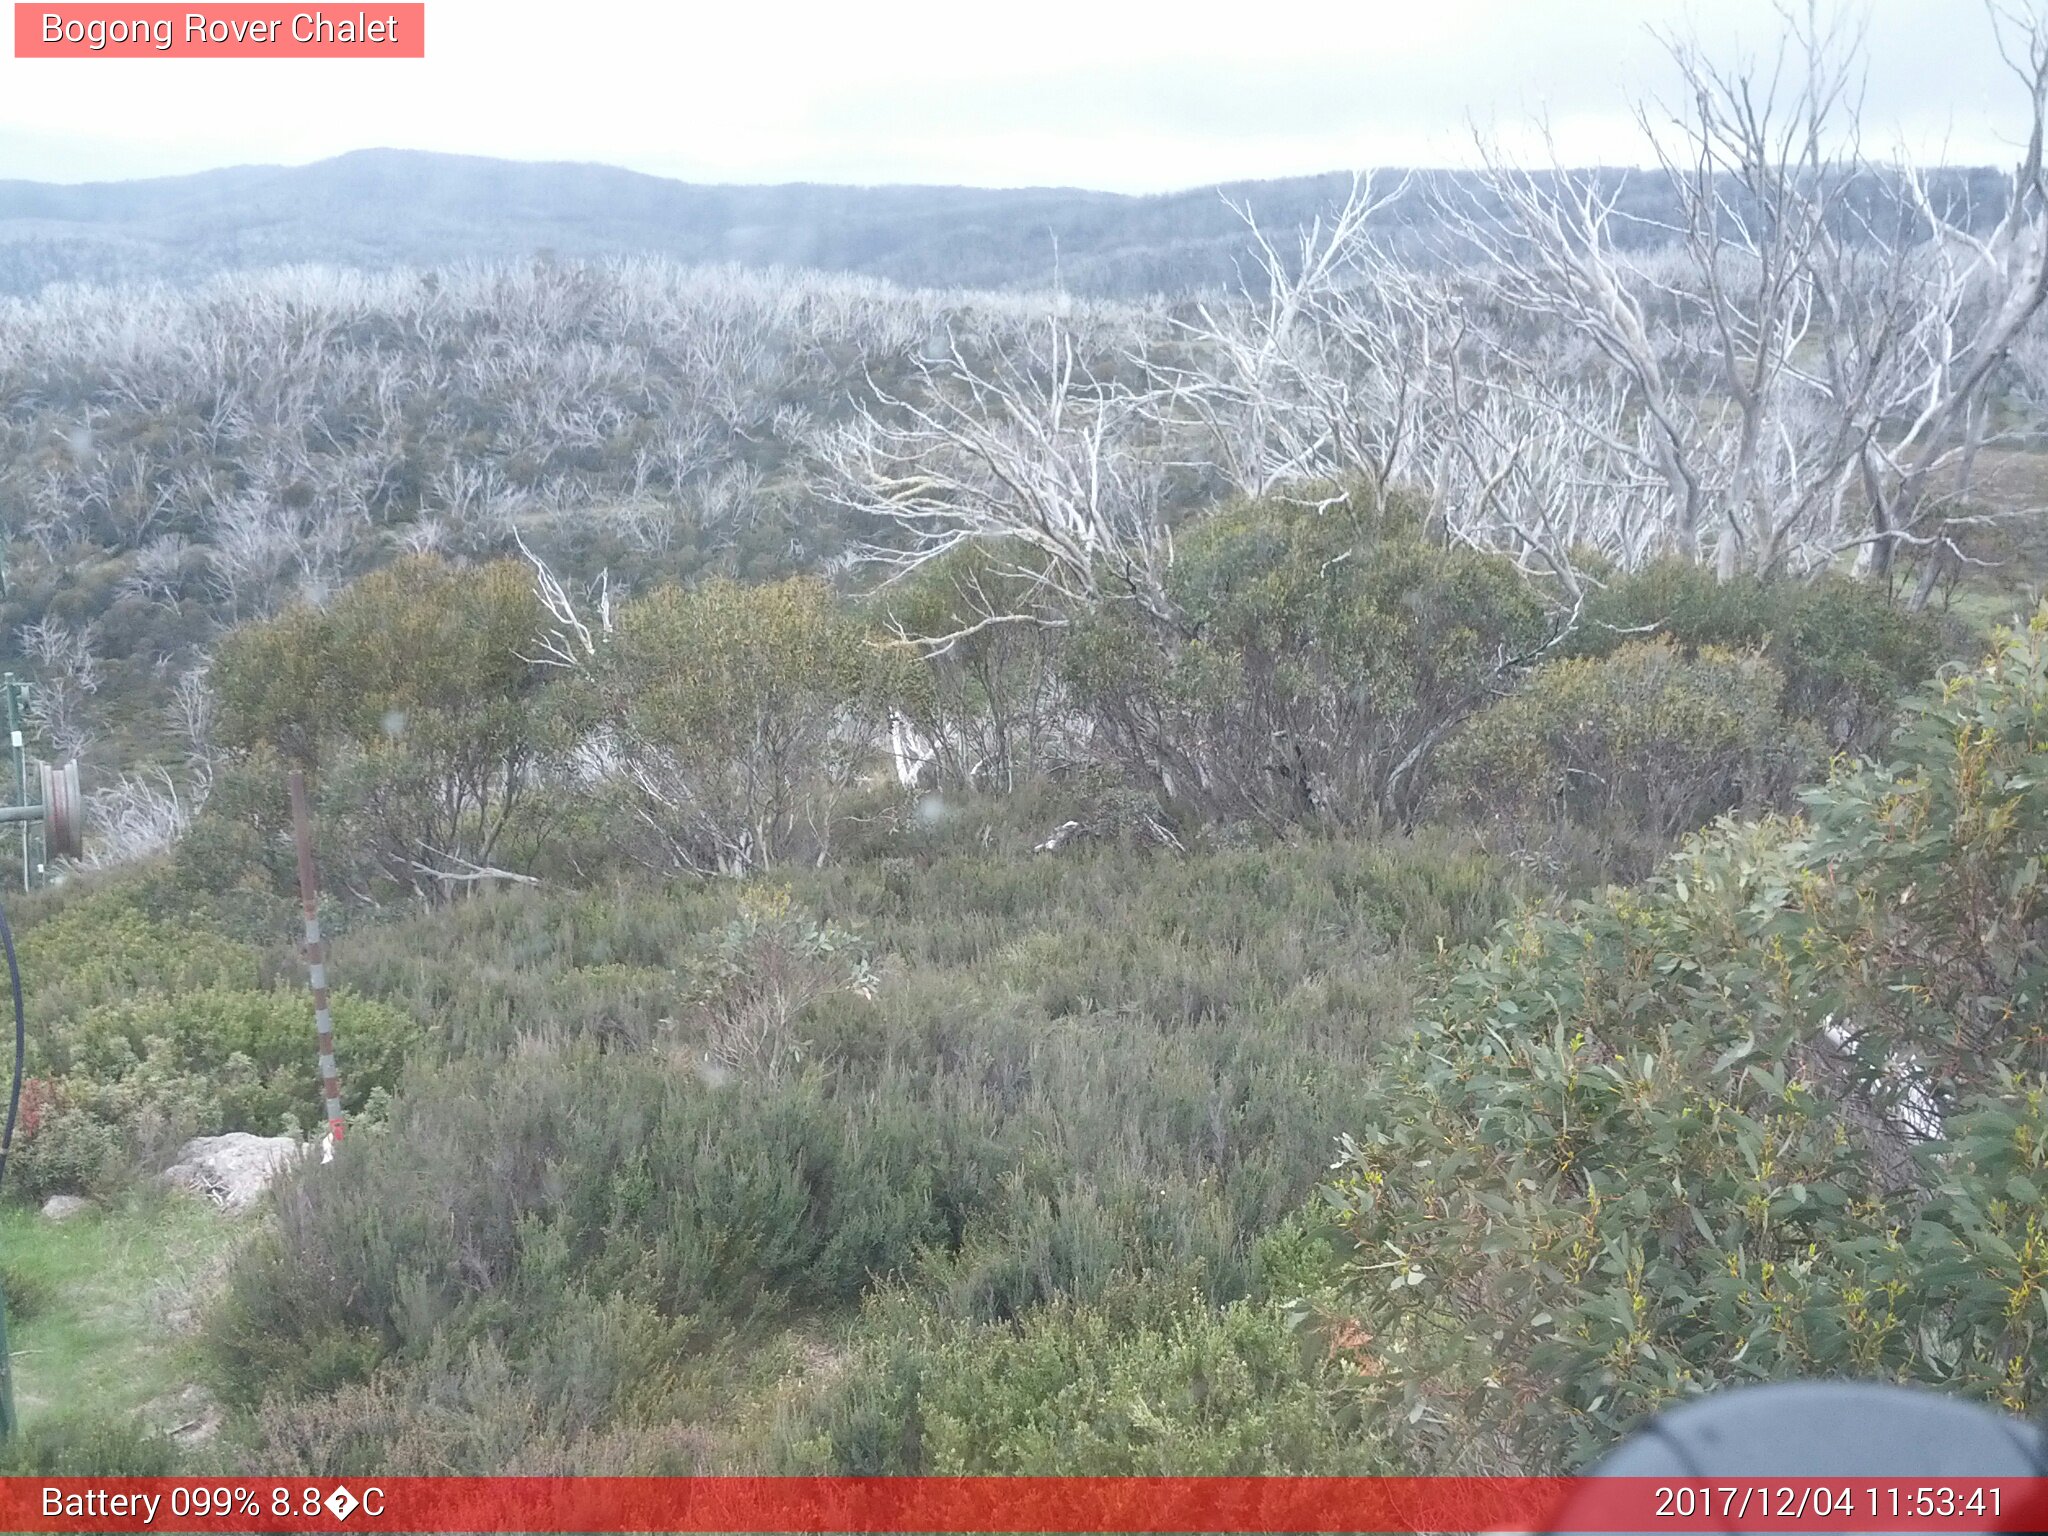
[0,1191,241,1432]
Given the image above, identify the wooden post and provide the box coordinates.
[288,771,345,1149]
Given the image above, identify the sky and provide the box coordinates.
[0,0,2029,192]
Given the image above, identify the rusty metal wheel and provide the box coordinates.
[39,759,82,862]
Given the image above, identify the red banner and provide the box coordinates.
[13,4,424,57]
[6,1477,2048,1533]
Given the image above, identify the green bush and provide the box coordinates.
[55,987,418,1124]
[0,1412,180,1475]
[674,884,876,1077]
[0,1257,57,1325]
[19,887,263,1019]
[12,1080,173,1203]
[209,555,567,898]
[203,1049,998,1407]
[8,881,421,1199]
[206,831,1510,1462]
[6,885,377,1200]
[236,1314,720,1475]
[878,544,1070,792]
[1436,639,1818,841]
[15,987,418,1199]
[1320,610,2048,1475]
[588,576,914,874]
[1792,614,2048,1103]
[1065,483,1550,828]
[1573,563,1942,751]
[776,1279,1376,1474]
[166,748,298,903]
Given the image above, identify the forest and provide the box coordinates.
[0,3,2045,1482]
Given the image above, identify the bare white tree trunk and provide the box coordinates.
[1446,2,2048,582]
[819,319,1176,640]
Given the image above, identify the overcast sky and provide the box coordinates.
[0,0,2028,191]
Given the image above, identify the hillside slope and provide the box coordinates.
[12,149,1996,299]
[0,149,1361,296]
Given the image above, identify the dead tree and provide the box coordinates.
[819,320,1175,643]
[1449,2,2048,588]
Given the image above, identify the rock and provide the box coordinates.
[1033,819,1088,855]
[163,1132,307,1213]
[39,1194,90,1221]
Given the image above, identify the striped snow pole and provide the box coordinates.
[288,770,345,1148]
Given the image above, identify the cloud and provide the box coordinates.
[0,0,2025,190]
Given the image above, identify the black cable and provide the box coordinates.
[0,893,24,1197]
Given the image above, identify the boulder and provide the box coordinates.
[39,1194,90,1221]
[163,1133,306,1213]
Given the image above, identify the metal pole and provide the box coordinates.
[5,677,25,892]
[288,771,345,1149]
[0,884,25,1442]
[0,1276,15,1441]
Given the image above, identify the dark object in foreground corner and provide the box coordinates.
[1552,1381,2048,1534]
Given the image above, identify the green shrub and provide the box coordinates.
[674,884,876,1077]
[51,987,419,1124]
[878,544,1070,792]
[1435,639,1818,841]
[0,1412,180,1475]
[225,1275,782,1474]
[237,1316,720,1475]
[1792,614,2048,1103]
[0,1257,57,1324]
[776,1280,1377,1474]
[1574,563,1942,751]
[12,1078,177,1202]
[19,888,263,1020]
[5,880,423,1201]
[588,576,913,875]
[205,830,1520,1466]
[209,555,567,898]
[166,748,299,903]
[215,555,549,768]
[203,1050,997,1407]
[1065,483,1550,828]
[1321,610,2048,1475]
[205,1239,388,1409]
[15,979,419,1200]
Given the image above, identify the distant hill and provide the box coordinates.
[0,149,1372,298]
[0,149,2014,300]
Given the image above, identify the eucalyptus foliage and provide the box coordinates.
[590,577,913,874]
[1324,611,2048,1472]
[1065,485,1548,829]
[208,555,561,893]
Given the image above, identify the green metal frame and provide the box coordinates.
[4,676,40,891]
[1,550,16,1438]
[0,677,16,1438]
[0,671,28,1437]
[0,1267,13,1440]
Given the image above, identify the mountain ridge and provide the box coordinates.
[0,147,1363,297]
[0,147,2014,300]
